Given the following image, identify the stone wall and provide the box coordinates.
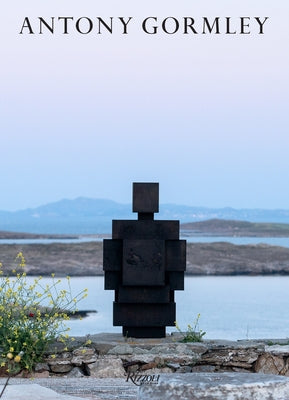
[30,333,289,379]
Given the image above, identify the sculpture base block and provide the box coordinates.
[122,326,166,338]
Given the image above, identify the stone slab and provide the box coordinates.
[0,378,138,400]
[138,372,289,400]
[0,384,84,400]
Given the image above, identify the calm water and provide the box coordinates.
[185,236,289,247]
[25,276,289,340]
[1,236,289,247]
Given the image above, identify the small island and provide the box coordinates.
[0,220,289,276]
[181,219,289,237]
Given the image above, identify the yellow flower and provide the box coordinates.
[85,340,92,345]
[9,347,14,353]
[6,353,13,360]
[14,355,21,363]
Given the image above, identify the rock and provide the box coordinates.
[50,363,74,373]
[265,345,289,356]
[71,347,97,366]
[281,358,289,377]
[166,363,181,371]
[177,366,193,373]
[255,354,285,374]
[200,346,260,368]
[185,343,208,354]
[48,353,73,373]
[175,344,195,355]
[34,362,50,372]
[138,372,289,400]
[133,347,149,354]
[143,367,173,374]
[107,344,134,355]
[94,343,116,355]
[140,362,159,371]
[153,357,165,367]
[126,363,141,373]
[85,358,126,378]
[66,367,85,377]
[150,345,180,355]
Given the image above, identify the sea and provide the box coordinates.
[24,275,289,341]
[2,235,289,340]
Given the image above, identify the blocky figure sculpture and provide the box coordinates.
[103,182,186,338]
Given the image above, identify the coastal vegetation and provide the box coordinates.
[0,253,87,375]
[174,314,206,342]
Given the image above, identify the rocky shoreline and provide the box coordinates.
[1,241,289,276]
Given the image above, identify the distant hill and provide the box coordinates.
[1,197,289,234]
[181,219,289,237]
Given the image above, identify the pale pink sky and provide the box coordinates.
[1,1,288,210]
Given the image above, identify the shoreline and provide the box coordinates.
[1,241,289,276]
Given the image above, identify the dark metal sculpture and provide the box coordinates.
[103,182,186,338]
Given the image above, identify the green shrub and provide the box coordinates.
[175,313,206,343]
[0,252,87,374]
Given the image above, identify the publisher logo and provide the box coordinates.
[126,372,160,386]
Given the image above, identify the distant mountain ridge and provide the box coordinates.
[1,197,289,234]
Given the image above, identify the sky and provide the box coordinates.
[1,1,289,211]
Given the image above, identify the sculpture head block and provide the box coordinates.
[132,182,159,214]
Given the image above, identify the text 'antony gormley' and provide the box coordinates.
[103,183,186,338]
